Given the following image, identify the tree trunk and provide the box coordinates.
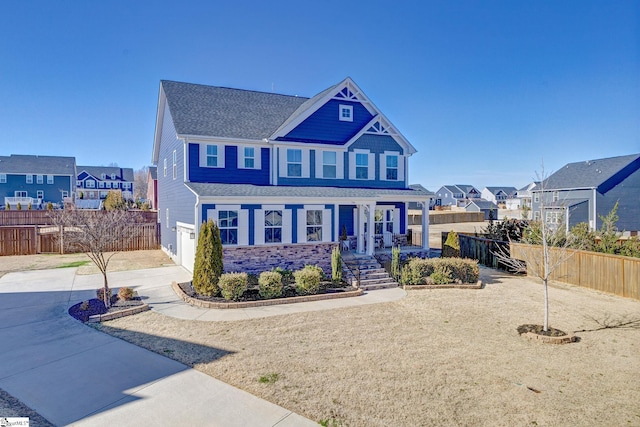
[102,272,110,308]
[543,278,549,332]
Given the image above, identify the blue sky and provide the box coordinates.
[1,1,638,191]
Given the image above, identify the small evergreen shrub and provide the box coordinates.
[118,287,135,301]
[258,271,283,299]
[444,258,480,283]
[331,246,342,284]
[442,230,460,258]
[400,258,433,285]
[430,265,453,285]
[293,265,323,295]
[400,257,479,285]
[192,219,223,296]
[46,202,53,210]
[391,246,401,280]
[273,267,293,285]
[218,272,248,301]
[17,203,22,210]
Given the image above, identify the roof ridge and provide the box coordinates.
[161,80,309,100]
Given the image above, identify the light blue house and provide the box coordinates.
[152,78,433,273]
[0,154,76,208]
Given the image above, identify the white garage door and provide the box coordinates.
[177,224,196,273]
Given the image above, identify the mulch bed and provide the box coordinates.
[517,324,569,337]
[68,291,143,322]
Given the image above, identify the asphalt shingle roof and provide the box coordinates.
[467,199,498,209]
[186,182,433,200]
[0,154,76,175]
[161,80,310,139]
[544,153,640,190]
[484,186,518,197]
[77,166,134,182]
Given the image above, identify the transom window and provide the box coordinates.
[355,153,368,179]
[287,149,302,177]
[218,210,238,245]
[26,175,33,184]
[264,210,282,243]
[306,210,323,242]
[244,147,255,168]
[386,155,398,180]
[339,104,353,122]
[206,145,218,167]
[322,151,337,178]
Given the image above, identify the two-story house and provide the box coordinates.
[434,184,481,207]
[76,166,134,202]
[0,154,76,209]
[152,78,433,273]
[531,153,640,233]
[481,186,519,209]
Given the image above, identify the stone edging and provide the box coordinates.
[172,281,363,309]
[521,332,577,344]
[403,281,483,290]
[87,304,150,323]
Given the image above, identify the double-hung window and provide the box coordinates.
[218,210,238,245]
[37,190,44,199]
[172,150,177,179]
[244,147,255,168]
[26,175,33,184]
[386,155,398,180]
[206,145,218,167]
[355,153,368,179]
[36,175,43,184]
[306,210,323,241]
[287,149,302,177]
[86,180,95,188]
[46,175,53,184]
[0,174,6,183]
[264,210,282,243]
[322,151,337,179]
[553,191,559,202]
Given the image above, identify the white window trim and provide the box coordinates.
[163,158,167,177]
[26,175,33,184]
[237,145,262,170]
[380,151,403,181]
[349,149,374,180]
[173,150,177,179]
[296,205,331,243]
[315,149,344,180]
[0,174,6,183]
[47,175,53,184]
[85,180,95,188]
[339,104,353,122]
[200,143,225,168]
[254,205,292,245]
[206,206,249,246]
[279,147,310,178]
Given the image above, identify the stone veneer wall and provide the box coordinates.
[223,243,338,275]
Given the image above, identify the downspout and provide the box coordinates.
[592,188,597,231]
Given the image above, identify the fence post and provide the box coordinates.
[59,225,64,254]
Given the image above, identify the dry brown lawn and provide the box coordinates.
[95,268,640,427]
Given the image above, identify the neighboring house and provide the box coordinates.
[531,153,640,233]
[465,199,498,220]
[516,182,538,209]
[76,166,134,202]
[147,166,158,209]
[152,78,433,273]
[0,154,76,208]
[481,186,519,209]
[434,185,481,207]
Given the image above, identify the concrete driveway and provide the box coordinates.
[0,266,317,426]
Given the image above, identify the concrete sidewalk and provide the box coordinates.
[0,266,317,426]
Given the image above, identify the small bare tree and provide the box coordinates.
[494,167,581,332]
[50,209,142,308]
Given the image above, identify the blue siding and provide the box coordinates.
[597,167,640,231]
[285,204,304,243]
[188,144,270,185]
[277,100,374,145]
[339,205,356,236]
[0,174,72,205]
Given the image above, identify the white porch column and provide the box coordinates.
[421,200,430,251]
[367,203,375,255]
[357,205,366,253]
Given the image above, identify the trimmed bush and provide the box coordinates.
[273,267,294,286]
[400,257,479,285]
[391,246,401,280]
[258,271,283,299]
[442,230,460,258]
[293,265,323,295]
[118,287,134,301]
[218,272,248,301]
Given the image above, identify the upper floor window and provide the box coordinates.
[322,151,337,179]
[244,147,255,169]
[101,173,106,179]
[287,149,302,177]
[355,153,368,179]
[264,210,282,243]
[111,173,116,180]
[386,155,398,180]
[339,104,353,122]
[306,210,323,241]
[26,175,33,184]
[206,145,218,167]
[172,150,177,179]
[86,180,95,188]
[47,175,53,184]
[533,192,540,203]
[0,174,6,183]
[553,191,559,202]
[36,175,43,184]
[98,181,105,188]
[218,210,238,245]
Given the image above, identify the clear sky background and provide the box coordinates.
[1,1,638,192]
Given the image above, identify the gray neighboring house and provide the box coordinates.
[516,182,539,209]
[0,154,77,208]
[481,186,519,209]
[531,153,640,233]
[434,184,481,207]
[465,199,498,220]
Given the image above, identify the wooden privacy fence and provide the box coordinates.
[0,223,160,256]
[511,243,640,301]
[429,212,485,225]
[0,210,158,226]
[443,232,511,270]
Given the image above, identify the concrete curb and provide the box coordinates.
[172,281,363,309]
[87,304,150,323]
[403,281,483,290]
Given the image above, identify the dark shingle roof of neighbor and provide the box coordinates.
[0,154,76,175]
[77,166,134,182]
[148,166,157,180]
[467,199,498,209]
[484,186,518,196]
[544,153,640,190]
[161,80,310,139]
[185,183,433,200]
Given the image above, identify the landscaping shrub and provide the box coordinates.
[118,287,135,301]
[192,219,223,296]
[442,230,460,258]
[391,246,401,280]
[96,287,112,303]
[331,246,342,284]
[400,257,479,285]
[273,267,294,286]
[293,265,323,295]
[218,272,248,301]
[258,271,283,299]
